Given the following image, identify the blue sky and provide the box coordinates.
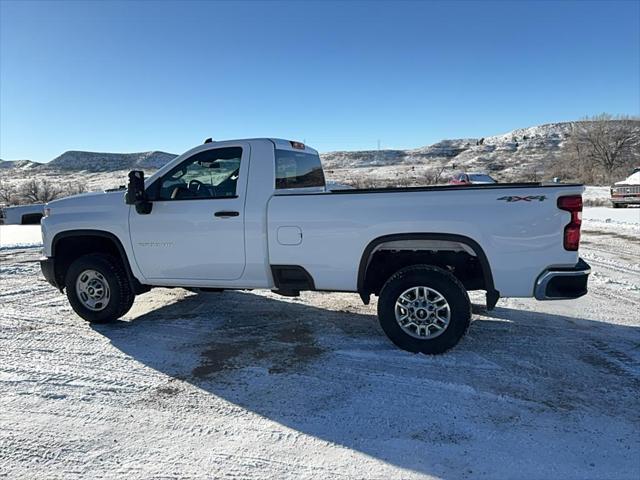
[1,0,639,162]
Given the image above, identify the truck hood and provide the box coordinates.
[46,190,126,212]
[615,172,640,185]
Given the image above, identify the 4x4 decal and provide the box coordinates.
[497,195,547,202]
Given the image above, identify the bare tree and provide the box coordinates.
[0,179,17,204]
[18,179,60,203]
[522,165,540,182]
[425,165,449,185]
[568,114,640,183]
[59,181,87,196]
[19,180,40,203]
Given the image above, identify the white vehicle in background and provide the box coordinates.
[0,203,45,225]
[40,138,590,354]
[610,169,640,208]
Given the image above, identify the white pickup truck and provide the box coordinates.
[40,138,591,354]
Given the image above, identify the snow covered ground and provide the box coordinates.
[583,185,611,205]
[0,225,42,250]
[1,210,638,479]
[583,206,640,229]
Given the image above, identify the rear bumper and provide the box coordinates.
[534,258,591,300]
[40,257,59,289]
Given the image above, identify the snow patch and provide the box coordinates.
[0,225,43,250]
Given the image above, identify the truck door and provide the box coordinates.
[128,143,249,282]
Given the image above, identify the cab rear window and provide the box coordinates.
[275,149,325,189]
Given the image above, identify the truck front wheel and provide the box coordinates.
[377,265,471,354]
[64,254,135,323]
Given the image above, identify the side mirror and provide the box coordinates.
[126,170,152,214]
[126,170,145,204]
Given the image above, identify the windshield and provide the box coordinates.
[468,174,496,183]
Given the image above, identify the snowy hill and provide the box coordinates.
[46,150,177,172]
[322,123,578,175]
[1,121,638,192]
[321,139,477,169]
[0,159,40,170]
[322,120,639,185]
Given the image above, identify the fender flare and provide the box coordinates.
[51,229,147,294]
[357,233,499,309]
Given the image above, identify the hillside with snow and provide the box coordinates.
[322,122,584,184]
[46,150,177,171]
[0,159,40,170]
[0,150,177,173]
[1,121,638,194]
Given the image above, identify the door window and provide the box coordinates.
[157,147,242,200]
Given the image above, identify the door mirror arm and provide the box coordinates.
[126,170,153,214]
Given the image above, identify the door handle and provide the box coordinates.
[214,211,239,218]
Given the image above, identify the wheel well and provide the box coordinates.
[21,213,43,225]
[358,235,498,306]
[52,232,147,294]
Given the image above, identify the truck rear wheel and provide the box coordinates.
[377,265,471,354]
[64,254,135,323]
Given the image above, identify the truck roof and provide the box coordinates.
[267,138,319,155]
[206,138,319,155]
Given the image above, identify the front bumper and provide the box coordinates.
[534,258,591,300]
[611,196,640,205]
[40,257,60,289]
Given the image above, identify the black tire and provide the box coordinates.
[64,254,134,323]
[377,264,471,354]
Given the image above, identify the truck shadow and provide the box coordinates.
[93,290,640,478]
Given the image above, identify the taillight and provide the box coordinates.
[558,195,582,251]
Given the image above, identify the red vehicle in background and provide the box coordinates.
[449,172,497,185]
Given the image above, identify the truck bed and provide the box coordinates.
[267,182,585,296]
